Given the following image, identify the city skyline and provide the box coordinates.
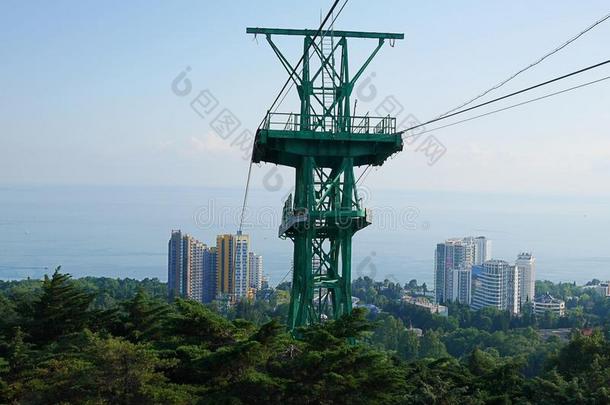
[168,229,265,303]
[165,226,604,321]
[434,235,539,315]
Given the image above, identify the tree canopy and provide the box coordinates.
[0,269,608,404]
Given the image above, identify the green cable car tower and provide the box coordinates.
[247,26,404,331]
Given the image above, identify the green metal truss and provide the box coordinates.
[248,26,404,332]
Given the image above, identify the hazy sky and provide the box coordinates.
[2,1,609,196]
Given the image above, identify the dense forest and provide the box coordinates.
[0,269,609,404]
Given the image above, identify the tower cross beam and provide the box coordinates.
[247,27,404,40]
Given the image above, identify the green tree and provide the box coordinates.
[28,267,94,344]
[116,289,171,342]
[166,299,237,348]
[276,308,408,404]
[18,333,193,404]
[419,330,448,359]
[371,314,419,361]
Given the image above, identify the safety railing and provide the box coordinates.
[262,112,396,135]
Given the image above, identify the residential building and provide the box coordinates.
[234,232,250,300]
[169,230,262,303]
[594,284,608,296]
[450,267,472,304]
[533,293,566,316]
[584,282,610,297]
[168,230,184,299]
[434,237,476,304]
[474,236,492,265]
[202,247,217,303]
[215,232,265,301]
[261,275,269,290]
[216,234,235,298]
[471,259,520,314]
[167,230,207,302]
[507,262,520,314]
[248,252,263,291]
[403,295,448,317]
[538,328,572,342]
[472,264,484,278]
[187,238,206,302]
[434,243,446,303]
[516,252,536,307]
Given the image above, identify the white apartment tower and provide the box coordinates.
[516,252,536,307]
[234,232,250,299]
[435,237,476,304]
[471,259,520,314]
[187,238,207,302]
[451,268,472,304]
[474,236,492,265]
[248,252,263,291]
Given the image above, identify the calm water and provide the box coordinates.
[1,185,609,285]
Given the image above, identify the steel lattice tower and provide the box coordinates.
[247,27,404,331]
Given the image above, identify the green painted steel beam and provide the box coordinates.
[246,27,404,40]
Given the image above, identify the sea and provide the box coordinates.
[1,184,610,286]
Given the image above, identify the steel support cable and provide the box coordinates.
[412,74,610,136]
[358,13,610,187]
[267,266,294,299]
[435,12,610,119]
[400,58,610,135]
[358,74,610,188]
[355,164,374,188]
[358,15,609,199]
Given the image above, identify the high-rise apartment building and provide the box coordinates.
[516,252,535,307]
[450,268,472,304]
[202,247,217,303]
[435,237,476,304]
[168,230,184,299]
[187,238,206,302]
[216,234,235,298]
[216,232,252,301]
[167,230,208,302]
[248,252,263,291]
[234,232,250,299]
[474,236,492,265]
[471,259,520,314]
[447,237,476,271]
[170,231,262,303]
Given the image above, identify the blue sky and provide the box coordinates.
[1,0,609,195]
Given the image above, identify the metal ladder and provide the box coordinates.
[320,16,335,132]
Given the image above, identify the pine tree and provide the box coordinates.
[120,289,171,342]
[29,267,94,344]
